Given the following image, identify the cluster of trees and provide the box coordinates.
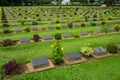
[0,0,119,6]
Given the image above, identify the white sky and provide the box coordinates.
[62,0,70,4]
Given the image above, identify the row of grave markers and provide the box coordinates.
[25,45,120,73]
[4,20,120,35]
[4,28,120,46]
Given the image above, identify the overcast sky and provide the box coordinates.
[62,0,70,4]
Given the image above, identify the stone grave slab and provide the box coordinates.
[66,52,81,60]
[108,28,116,32]
[32,27,39,31]
[47,26,54,30]
[20,37,31,43]
[43,35,54,41]
[31,57,49,69]
[15,28,23,33]
[95,30,102,34]
[93,47,107,55]
[62,33,72,39]
[74,24,80,28]
[61,25,68,29]
[80,32,88,36]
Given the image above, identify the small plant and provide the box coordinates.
[54,33,61,40]
[3,59,24,75]
[3,30,12,34]
[80,46,94,57]
[81,23,85,27]
[37,18,41,21]
[107,42,119,54]
[24,27,31,32]
[114,25,120,31]
[108,16,113,20]
[2,39,14,47]
[33,34,40,42]
[68,22,73,28]
[75,17,80,22]
[102,27,108,33]
[32,21,38,25]
[56,23,61,29]
[84,16,88,21]
[51,41,63,64]
[20,20,25,25]
[90,22,96,26]
[55,18,60,23]
[101,20,106,25]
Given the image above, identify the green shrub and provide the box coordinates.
[80,46,94,56]
[114,25,120,31]
[51,41,63,64]
[90,22,96,26]
[75,17,80,22]
[81,23,85,27]
[107,42,119,54]
[20,20,25,25]
[108,16,113,20]
[55,18,60,23]
[54,33,61,40]
[24,27,31,32]
[56,23,61,29]
[84,16,88,21]
[101,21,106,25]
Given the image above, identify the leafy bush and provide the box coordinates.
[81,23,85,27]
[107,42,119,54]
[24,27,31,32]
[56,23,61,29]
[102,27,108,33]
[20,20,25,25]
[90,22,96,26]
[51,41,63,64]
[54,33,61,40]
[108,16,113,20]
[75,17,80,22]
[114,25,120,31]
[3,59,24,75]
[55,18,60,23]
[101,21,106,25]
[32,21,38,25]
[80,46,94,56]
[68,22,73,28]
[33,34,40,42]
[3,30,12,34]
[2,39,14,47]
[84,16,88,21]
[37,18,41,21]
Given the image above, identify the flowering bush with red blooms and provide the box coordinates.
[33,34,40,42]
[3,59,24,75]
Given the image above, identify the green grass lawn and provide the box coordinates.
[0,32,120,80]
